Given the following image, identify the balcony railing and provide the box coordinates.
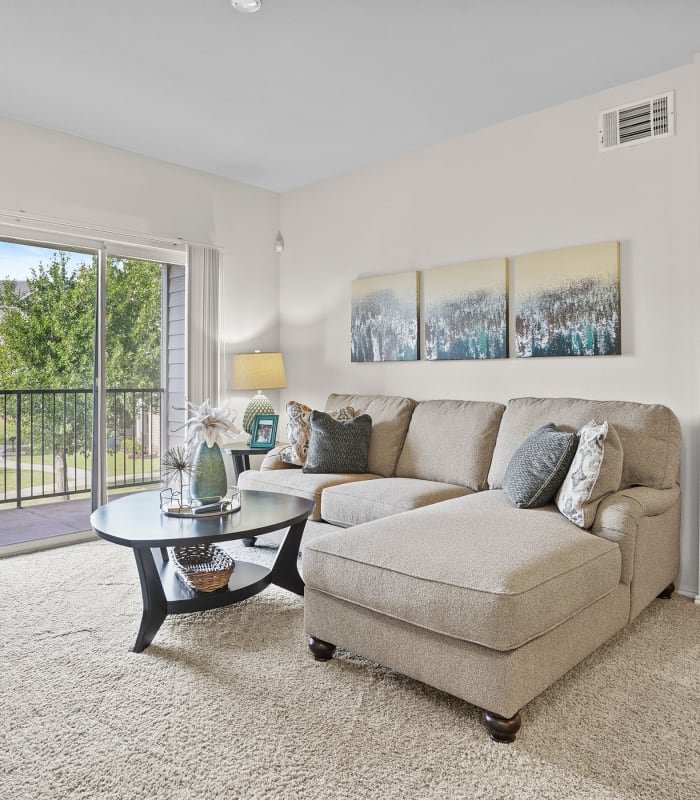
[0,388,163,507]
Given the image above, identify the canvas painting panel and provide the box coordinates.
[424,257,508,360]
[514,241,620,358]
[351,271,419,362]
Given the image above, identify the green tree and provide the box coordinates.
[0,252,94,388]
[0,252,161,388]
[105,257,162,387]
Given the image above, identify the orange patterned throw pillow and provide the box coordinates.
[278,401,355,466]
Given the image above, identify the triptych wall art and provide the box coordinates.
[351,241,620,362]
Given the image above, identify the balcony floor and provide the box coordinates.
[0,497,94,552]
[0,489,151,555]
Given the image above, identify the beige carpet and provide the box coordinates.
[1,540,698,800]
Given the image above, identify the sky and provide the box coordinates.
[0,241,90,281]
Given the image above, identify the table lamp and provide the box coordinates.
[232,351,287,433]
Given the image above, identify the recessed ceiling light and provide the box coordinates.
[231,0,262,12]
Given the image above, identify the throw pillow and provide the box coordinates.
[302,411,372,474]
[556,420,624,529]
[278,401,355,466]
[503,423,579,509]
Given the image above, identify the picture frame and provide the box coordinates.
[424,257,508,360]
[250,414,278,448]
[351,270,419,362]
[514,241,620,358]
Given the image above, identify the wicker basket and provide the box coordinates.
[170,544,235,592]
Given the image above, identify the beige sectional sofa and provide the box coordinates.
[238,393,681,742]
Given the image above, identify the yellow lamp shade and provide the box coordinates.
[232,352,287,434]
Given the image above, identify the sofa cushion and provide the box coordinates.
[303,412,372,474]
[278,401,355,466]
[394,399,504,489]
[488,397,680,491]
[303,490,622,651]
[321,477,473,527]
[503,423,579,508]
[238,468,379,521]
[325,394,416,478]
[556,420,624,528]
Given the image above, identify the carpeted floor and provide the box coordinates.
[1,540,698,800]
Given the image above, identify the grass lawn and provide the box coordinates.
[0,451,161,500]
[0,466,53,492]
[16,451,160,477]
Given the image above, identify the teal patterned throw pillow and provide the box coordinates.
[302,411,372,474]
[503,423,579,509]
[278,401,355,466]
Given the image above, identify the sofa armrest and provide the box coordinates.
[260,445,300,471]
[592,484,681,585]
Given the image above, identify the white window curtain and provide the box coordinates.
[186,245,221,406]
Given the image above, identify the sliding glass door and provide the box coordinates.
[0,235,168,523]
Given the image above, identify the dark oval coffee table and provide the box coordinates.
[90,489,314,652]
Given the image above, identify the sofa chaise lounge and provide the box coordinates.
[238,394,681,742]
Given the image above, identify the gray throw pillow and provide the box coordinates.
[503,423,579,509]
[302,411,372,474]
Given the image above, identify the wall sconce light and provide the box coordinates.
[232,1,262,12]
[274,231,285,254]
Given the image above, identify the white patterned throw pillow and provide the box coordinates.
[556,419,624,529]
[278,401,355,466]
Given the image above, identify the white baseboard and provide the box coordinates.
[676,586,700,603]
[0,530,97,559]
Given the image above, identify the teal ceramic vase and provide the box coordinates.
[190,442,227,505]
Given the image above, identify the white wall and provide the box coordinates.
[280,64,700,598]
[0,116,281,422]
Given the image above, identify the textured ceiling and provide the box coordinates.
[2,0,700,191]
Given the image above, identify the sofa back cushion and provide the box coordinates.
[488,397,681,491]
[326,393,416,478]
[395,399,505,489]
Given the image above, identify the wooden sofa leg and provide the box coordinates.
[657,582,675,599]
[484,710,522,743]
[309,636,336,661]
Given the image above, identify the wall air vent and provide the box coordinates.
[599,92,674,151]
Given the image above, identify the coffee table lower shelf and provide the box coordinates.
[132,536,305,653]
[158,554,271,609]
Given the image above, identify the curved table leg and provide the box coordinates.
[132,547,168,652]
[235,455,258,547]
[268,520,307,595]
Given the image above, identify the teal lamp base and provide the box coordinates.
[243,392,275,433]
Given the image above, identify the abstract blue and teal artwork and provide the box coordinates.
[424,258,508,360]
[351,271,419,362]
[514,241,620,358]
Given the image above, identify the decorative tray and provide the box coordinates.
[160,489,241,518]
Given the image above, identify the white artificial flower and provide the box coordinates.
[184,400,239,448]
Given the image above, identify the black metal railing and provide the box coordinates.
[0,388,163,507]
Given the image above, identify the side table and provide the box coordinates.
[225,443,275,482]
[225,443,276,547]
